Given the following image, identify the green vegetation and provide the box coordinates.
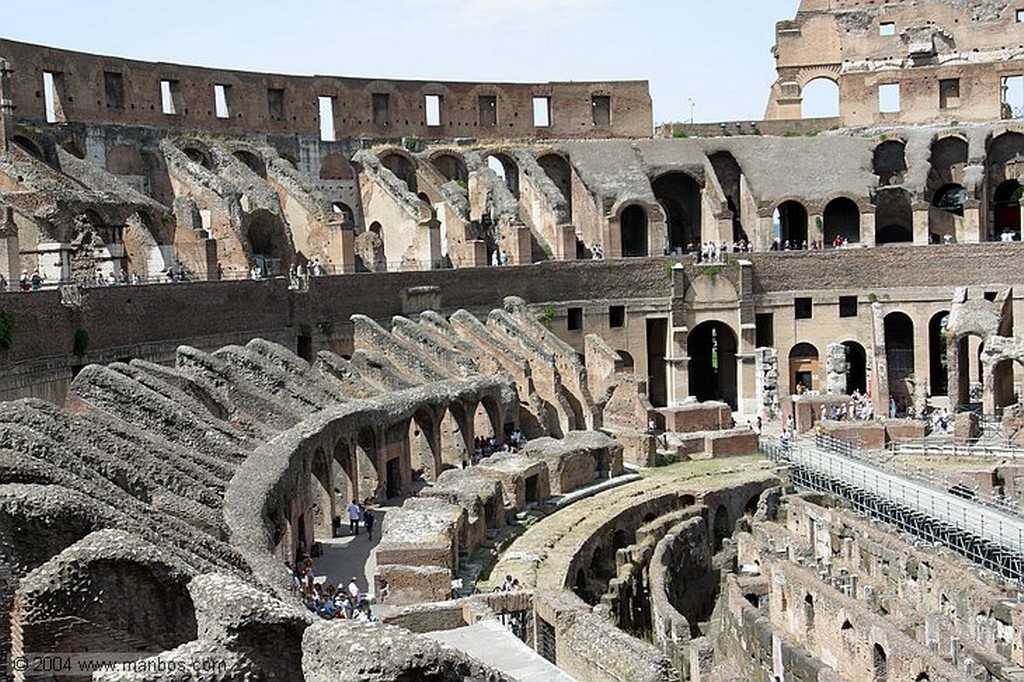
[672,127,688,139]
[701,264,720,279]
[784,130,801,138]
[539,304,556,326]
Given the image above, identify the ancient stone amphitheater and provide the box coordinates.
[6,1,1024,681]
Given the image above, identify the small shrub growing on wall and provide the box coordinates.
[539,304,556,326]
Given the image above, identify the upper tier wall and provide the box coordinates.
[0,38,653,140]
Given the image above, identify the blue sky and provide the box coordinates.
[2,0,801,124]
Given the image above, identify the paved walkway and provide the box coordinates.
[425,620,575,682]
[311,507,388,602]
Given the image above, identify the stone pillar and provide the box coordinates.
[0,205,18,290]
[755,347,780,419]
[870,302,890,418]
[0,58,12,153]
[825,342,848,395]
[912,207,930,245]
[961,204,982,243]
[859,210,876,247]
[325,216,355,274]
[202,238,218,282]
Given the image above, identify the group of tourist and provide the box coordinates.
[490,249,511,267]
[819,389,876,423]
[688,240,752,263]
[470,430,527,466]
[293,562,379,622]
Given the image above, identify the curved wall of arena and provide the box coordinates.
[0,38,652,139]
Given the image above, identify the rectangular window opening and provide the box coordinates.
[103,71,124,110]
[592,95,611,126]
[878,83,900,113]
[372,93,391,127]
[214,84,231,119]
[755,313,774,348]
[536,94,552,126]
[879,22,896,36]
[425,94,442,127]
[533,96,551,127]
[839,296,858,318]
[567,307,583,331]
[318,96,336,141]
[795,297,813,320]
[160,79,180,115]
[1002,75,1024,119]
[1017,9,1024,22]
[939,78,960,109]
[267,88,284,121]
[609,305,626,329]
[479,95,497,127]
[42,71,64,123]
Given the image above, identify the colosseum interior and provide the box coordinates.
[7,1,1024,680]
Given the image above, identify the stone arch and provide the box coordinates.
[11,134,45,160]
[619,204,649,258]
[875,188,913,244]
[800,75,840,119]
[789,342,820,393]
[986,131,1024,240]
[333,440,356,508]
[688,320,738,409]
[408,407,441,483]
[713,503,730,551]
[873,643,888,681]
[804,593,815,632]
[652,171,702,252]
[106,145,145,175]
[929,311,950,396]
[379,149,418,193]
[823,196,860,246]
[246,210,292,277]
[872,139,908,186]
[843,340,868,396]
[429,151,468,184]
[331,202,354,222]
[440,403,470,471]
[708,151,748,243]
[537,152,573,220]
[616,350,635,371]
[485,151,519,198]
[774,199,808,247]
[320,152,354,180]
[233,149,267,178]
[356,426,380,503]
[181,144,213,171]
[310,446,334,539]
[884,312,916,409]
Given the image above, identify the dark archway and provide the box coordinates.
[380,151,418,193]
[875,188,913,244]
[620,205,649,258]
[652,172,702,253]
[247,211,290,277]
[708,151,748,243]
[409,408,440,483]
[884,312,915,408]
[431,152,468,184]
[233,150,267,178]
[823,197,860,246]
[843,341,868,396]
[873,643,888,682]
[929,311,950,396]
[775,201,808,248]
[993,179,1022,240]
[182,146,213,171]
[688,321,738,409]
[872,140,908,186]
[789,342,820,394]
[537,153,573,221]
[356,427,380,502]
[11,135,45,161]
[713,504,730,551]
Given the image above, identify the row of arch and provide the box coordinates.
[280,393,507,562]
[682,310,994,410]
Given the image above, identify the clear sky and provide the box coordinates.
[1,0,801,124]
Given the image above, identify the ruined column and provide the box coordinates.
[912,207,930,245]
[755,347,780,419]
[825,342,848,395]
[325,215,355,274]
[0,58,13,153]
[0,205,19,290]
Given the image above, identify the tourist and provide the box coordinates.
[347,499,361,535]
[491,250,499,267]
[501,574,515,592]
[347,576,362,604]
[500,249,509,266]
[19,270,29,292]
[364,508,375,538]
[30,269,43,291]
